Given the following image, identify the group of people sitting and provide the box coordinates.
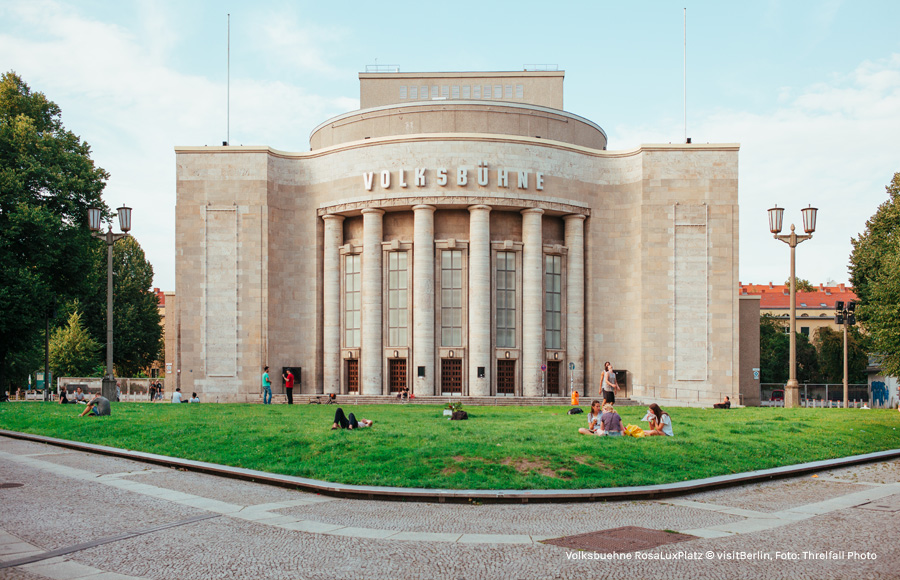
[578,400,674,437]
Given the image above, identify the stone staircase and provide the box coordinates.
[255,393,638,406]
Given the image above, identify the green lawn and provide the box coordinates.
[1,403,898,490]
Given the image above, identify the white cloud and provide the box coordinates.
[0,0,356,291]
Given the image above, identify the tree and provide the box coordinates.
[849,172,900,377]
[785,277,815,292]
[759,315,820,384]
[50,310,100,378]
[813,326,868,384]
[0,72,108,397]
[82,236,162,377]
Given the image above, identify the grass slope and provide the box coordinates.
[1,403,898,490]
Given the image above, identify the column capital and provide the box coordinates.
[563,213,586,222]
[361,208,385,216]
[468,204,492,213]
[521,207,544,216]
[412,204,436,213]
[323,214,345,222]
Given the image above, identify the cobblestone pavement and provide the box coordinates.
[1,437,898,579]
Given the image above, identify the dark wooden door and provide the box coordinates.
[547,360,560,395]
[441,359,462,393]
[497,360,515,395]
[389,359,407,392]
[346,360,359,393]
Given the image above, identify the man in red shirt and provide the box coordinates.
[283,369,295,405]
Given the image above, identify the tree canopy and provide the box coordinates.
[785,277,815,292]
[50,310,100,378]
[849,172,900,377]
[82,236,162,378]
[0,71,108,394]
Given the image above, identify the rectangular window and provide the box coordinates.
[516,84,524,99]
[473,85,481,99]
[462,85,470,99]
[484,85,491,99]
[496,251,516,348]
[801,326,810,336]
[387,251,409,347]
[399,86,407,99]
[545,255,562,349]
[493,85,502,99]
[451,85,460,99]
[441,85,449,98]
[504,85,513,98]
[410,86,418,100]
[441,250,463,346]
[431,86,438,99]
[344,254,361,348]
[421,85,428,100]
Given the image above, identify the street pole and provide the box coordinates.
[768,205,817,409]
[843,320,849,408]
[88,206,131,401]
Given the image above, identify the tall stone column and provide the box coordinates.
[468,205,492,396]
[522,208,544,397]
[564,214,586,397]
[322,214,344,395]
[413,205,436,396]
[361,208,384,395]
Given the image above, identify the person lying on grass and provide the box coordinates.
[645,403,674,436]
[331,407,373,430]
[598,403,625,436]
[578,400,603,435]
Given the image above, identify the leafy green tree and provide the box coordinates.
[0,72,108,398]
[785,277,815,292]
[849,172,900,377]
[760,315,820,384]
[50,310,100,378]
[82,236,162,377]
[813,326,868,384]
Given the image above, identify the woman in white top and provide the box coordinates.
[645,403,674,436]
[578,400,603,435]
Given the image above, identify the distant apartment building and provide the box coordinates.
[739,282,858,336]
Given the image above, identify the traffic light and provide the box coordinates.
[835,301,844,311]
[835,313,844,325]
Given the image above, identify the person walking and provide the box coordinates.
[262,366,272,405]
[282,368,294,405]
[601,361,619,404]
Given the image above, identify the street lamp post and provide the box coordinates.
[768,205,818,409]
[88,206,132,401]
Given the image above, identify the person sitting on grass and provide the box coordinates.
[645,403,674,436]
[598,403,625,436]
[713,396,731,409]
[578,400,603,435]
[58,387,70,404]
[79,394,111,417]
[331,407,373,430]
[74,387,87,404]
[189,393,200,403]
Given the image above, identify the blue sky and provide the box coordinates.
[2,0,899,291]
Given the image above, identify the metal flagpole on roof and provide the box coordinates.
[684,7,687,143]
[227,13,230,146]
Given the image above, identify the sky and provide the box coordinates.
[1,0,899,292]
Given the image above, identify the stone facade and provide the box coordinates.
[171,70,740,405]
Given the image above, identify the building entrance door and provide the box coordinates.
[346,359,359,393]
[547,360,560,395]
[389,359,407,393]
[441,359,462,394]
[497,360,515,395]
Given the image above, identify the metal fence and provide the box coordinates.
[760,383,877,407]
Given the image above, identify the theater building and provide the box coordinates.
[169,69,740,404]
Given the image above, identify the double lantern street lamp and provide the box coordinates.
[768,205,818,409]
[88,205,132,402]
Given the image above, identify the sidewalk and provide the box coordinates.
[1,435,897,579]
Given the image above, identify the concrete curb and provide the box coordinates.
[2,429,898,503]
